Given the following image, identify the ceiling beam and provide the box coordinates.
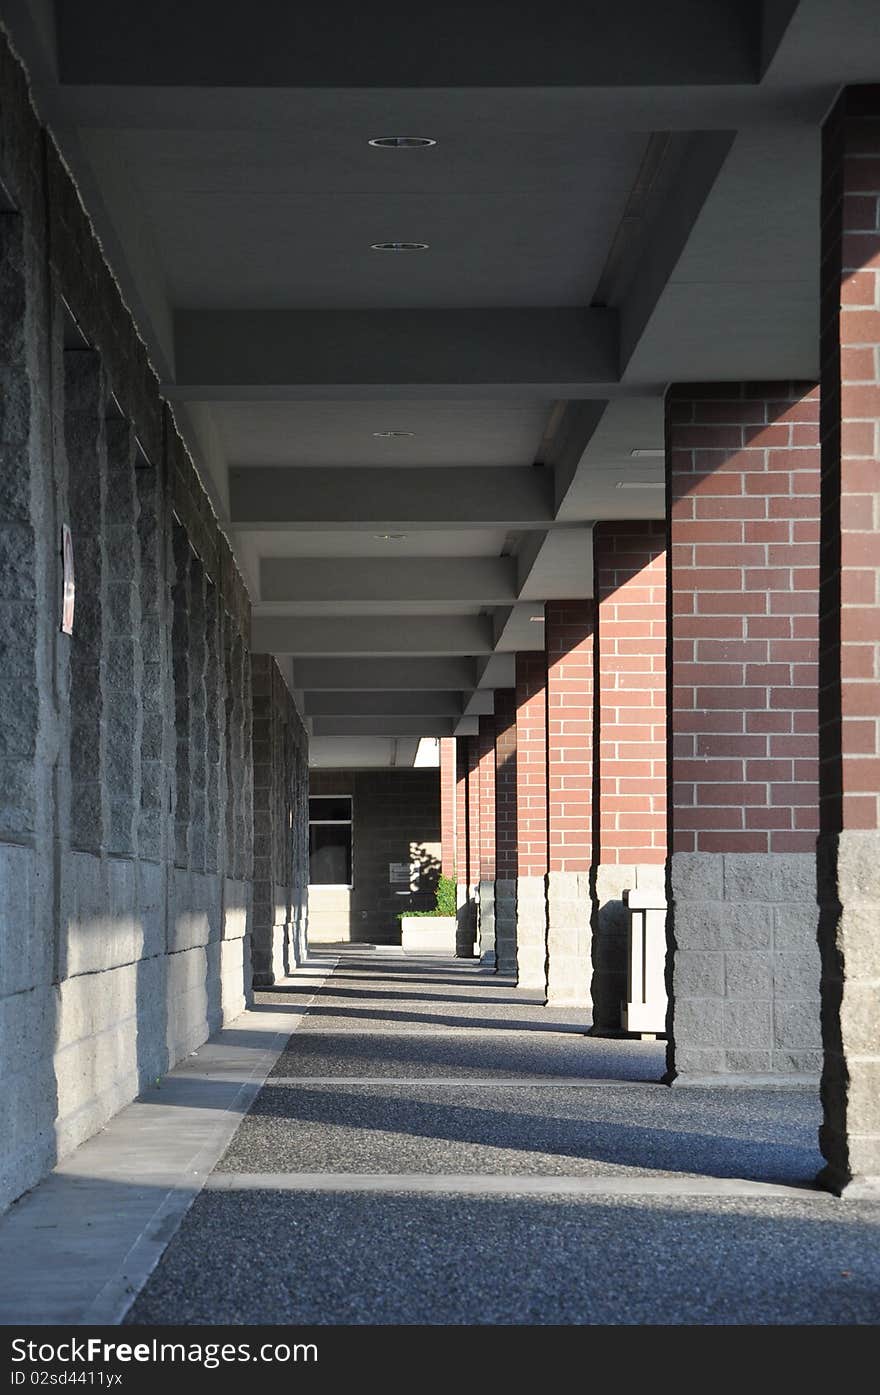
[517,527,594,601]
[311,716,455,738]
[54,2,758,88]
[168,309,618,401]
[303,691,464,717]
[230,466,555,529]
[252,614,494,656]
[260,555,517,604]
[291,657,477,690]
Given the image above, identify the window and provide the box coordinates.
[309,795,353,886]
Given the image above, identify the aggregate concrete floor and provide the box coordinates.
[123,948,880,1326]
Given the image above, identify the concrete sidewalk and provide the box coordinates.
[2,949,879,1325]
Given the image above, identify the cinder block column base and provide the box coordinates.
[456,884,477,958]
[668,852,821,1081]
[478,879,496,965]
[494,878,517,974]
[515,875,547,992]
[545,871,591,1008]
[592,864,666,1030]
[816,831,880,1196]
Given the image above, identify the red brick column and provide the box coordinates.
[593,522,667,1027]
[477,714,497,961]
[439,737,456,880]
[515,647,548,989]
[466,732,481,888]
[545,600,594,1006]
[817,86,880,1191]
[667,382,820,1080]
[454,737,473,955]
[493,687,518,972]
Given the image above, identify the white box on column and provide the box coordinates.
[621,888,667,1034]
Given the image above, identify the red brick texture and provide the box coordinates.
[477,715,496,881]
[667,383,821,855]
[515,648,548,876]
[466,733,481,886]
[455,738,468,890]
[494,687,518,880]
[439,737,456,878]
[820,87,880,833]
[594,522,667,866]
[545,600,594,873]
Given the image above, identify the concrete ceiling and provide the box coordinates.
[4,0,877,766]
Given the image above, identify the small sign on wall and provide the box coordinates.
[389,862,410,885]
[61,524,75,635]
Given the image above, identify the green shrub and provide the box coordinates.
[397,873,457,920]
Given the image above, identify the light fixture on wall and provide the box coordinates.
[529,614,545,622]
[616,481,665,490]
[369,136,437,148]
[630,448,665,458]
[370,241,429,251]
[372,430,415,438]
[374,533,407,541]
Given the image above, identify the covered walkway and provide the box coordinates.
[2,949,878,1326]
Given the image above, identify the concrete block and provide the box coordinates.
[723,851,815,904]
[774,999,823,1049]
[673,1047,726,1076]
[670,852,723,901]
[546,871,590,1007]
[718,901,773,950]
[724,951,772,1000]
[773,951,820,1002]
[724,1049,772,1074]
[673,997,723,1047]
[0,842,49,996]
[675,950,724,999]
[723,999,773,1049]
[515,875,547,992]
[671,900,725,950]
[773,902,819,951]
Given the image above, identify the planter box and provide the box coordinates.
[400,915,458,955]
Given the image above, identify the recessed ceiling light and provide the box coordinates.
[370,241,429,252]
[630,448,665,458]
[616,481,665,490]
[372,430,416,439]
[374,533,407,541]
[369,136,437,148]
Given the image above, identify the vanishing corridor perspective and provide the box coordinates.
[0,0,879,1326]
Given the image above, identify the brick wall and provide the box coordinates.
[455,738,468,890]
[595,523,666,865]
[668,384,820,855]
[466,734,482,886]
[546,601,593,873]
[478,715,496,881]
[494,688,518,880]
[439,737,456,877]
[515,649,548,877]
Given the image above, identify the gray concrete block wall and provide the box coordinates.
[515,875,547,991]
[669,852,821,1080]
[0,29,288,1212]
[494,878,517,973]
[251,655,309,982]
[545,870,591,1008]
